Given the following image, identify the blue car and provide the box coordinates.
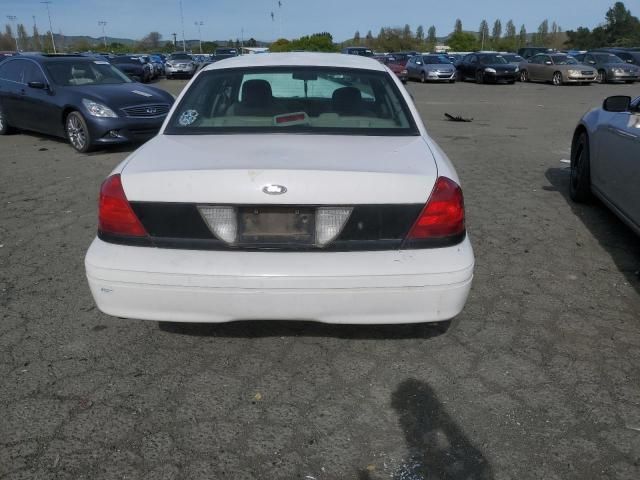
[0,54,174,152]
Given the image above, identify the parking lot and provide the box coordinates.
[1,78,639,479]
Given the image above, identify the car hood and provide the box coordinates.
[65,84,172,108]
[425,64,455,70]
[120,134,439,205]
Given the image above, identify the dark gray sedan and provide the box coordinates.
[570,95,640,235]
[575,52,640,84]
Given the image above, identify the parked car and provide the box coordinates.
[84,52,474,325]
[592,48,640,67]
[518,47,556,59]
[570,95,640,235]
[519,53,596,85]
[0,54,174,152]
[456,53,518,84]
[165,52,197,79]
[136,55,159,79]
[213,48,239,61]
[109,55,153,83]
[406,54,456,83]
[149,55,166,77]
[501,53,524,65]
[387,52,414,65]
[341,46,374,57]
[573,52,639,84]
[0,51,17,62]
[380,56,408,83]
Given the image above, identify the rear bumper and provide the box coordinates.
[85,237,475,324]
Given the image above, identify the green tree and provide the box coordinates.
[427,25,437,45]
[353,30,360,45]
[416,25,424,42]
[479,20,490,49]
[519,25,527,47]
[17,24,28,51]
[447,31,479,51]
[402,24,412,40]
[32,24,43,51]
[365,30,373,46]
[492,19,502,42]
[537,19,549,46]
[454,19,463,33]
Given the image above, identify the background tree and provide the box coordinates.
[491,19,502,44]
[402,24,412,40]
[139,31,162,50]
[519,25,527,48]
[32,24,43,51]
[447,31,479,51]
[416,25,424,43]
[353,30,360,45]
[454,19,463,34]
[427,25,437,50]
[536,19,549,46]
[17,24,28,51]
[2,25,15,50]
[43,31,55,52]
[478,20,490,49]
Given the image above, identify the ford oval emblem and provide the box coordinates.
[262,184,287,195]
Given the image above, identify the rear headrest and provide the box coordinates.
[332,87,363,115]
[241,79,273,106]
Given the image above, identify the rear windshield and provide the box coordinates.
[165,67,418,136]
[46,61,132,86]
[169,54,193,61]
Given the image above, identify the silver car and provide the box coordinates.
[575,52,640,84]
[570,95,640,235]
[165,53,197,79]
[406,55,456,83]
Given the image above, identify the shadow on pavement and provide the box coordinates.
[16,131,140,155]
[158,319,451,340]
[387,378,493,480]
[546,167,640,294]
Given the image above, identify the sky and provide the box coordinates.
[0,0,626,43]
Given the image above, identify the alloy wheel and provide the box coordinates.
[520,70,528,82]
[67,114,86,151]
[597,70,606,84]
[0,109,4,131]
[553,72,562,86]
[420,72,426,83]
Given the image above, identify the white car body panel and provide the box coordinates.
[85,52,474,324]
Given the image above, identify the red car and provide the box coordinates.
[378,55,409,83]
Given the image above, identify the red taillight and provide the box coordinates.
[407,177,465,240]
[98,174,147,237]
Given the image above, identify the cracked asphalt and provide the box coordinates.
[1,78,639,479]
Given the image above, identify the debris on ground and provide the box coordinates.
[445,113,473,122]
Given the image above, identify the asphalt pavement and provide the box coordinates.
[1,78,639,479]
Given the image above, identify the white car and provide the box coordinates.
[85,53,474,324]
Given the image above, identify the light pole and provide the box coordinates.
[179,0,186,52]
[194,21,203,54]
[98,21,107,49]
[41,1,57,54]
[6,16,19,51]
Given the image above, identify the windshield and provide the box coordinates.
[169,54,192,61]
[46,61,132,86]
[551,55,578,65]
[166,66,417,136]
[594,54,624,64]
[423,56,451,65]
[503,54,523,62]
[479,55,508,65]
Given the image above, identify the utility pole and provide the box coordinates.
[194,21,203,54]
[41,1,57,54]
[98,21,107,49]
[241,28,244,55]
[172,33,177,48]
[6,16,19,51]
[179,0,186,52]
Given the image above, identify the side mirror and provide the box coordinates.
[416,61,422,65]
[28,81,47,90]
[589,60,596,65]
[603,95,631,112]
[545,61,552,65]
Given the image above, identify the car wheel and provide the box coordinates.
[552,72,563,86]
[420,72,426,83]
[597,69,607,84]
[520,70,529,82]
[0,105,14,135]
[449,79,456,84]
[625,80,635,84]
[475,70,484,84]
[569,132,592,202]
[66,111,93,153]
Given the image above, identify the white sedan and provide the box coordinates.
[85,53,474,324]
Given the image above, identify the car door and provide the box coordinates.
[596,101,640,228]
[465,55,478,79]
[19,60,61,135]
[0,59,28,128]
[526,55,540,80]
[405,57,417,79]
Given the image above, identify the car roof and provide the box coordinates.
[11,54,94,63]
[202,52,386,72]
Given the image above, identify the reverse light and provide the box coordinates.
[316,207,353,246]
[82,99,117,118]
[98,175,147,237]
[199,206,238,244]
[407,177,465,241]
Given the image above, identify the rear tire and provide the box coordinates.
[66,111,94,153]
[552,72,563,86]
[0,105,14,135]
[570,132,592,202]
[520,70,529,82]
[475,70,484,84]
[597,69,607,84]
[420,72,426,83]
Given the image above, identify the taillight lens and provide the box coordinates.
[407,177,465,240]
[98,174,147,237]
